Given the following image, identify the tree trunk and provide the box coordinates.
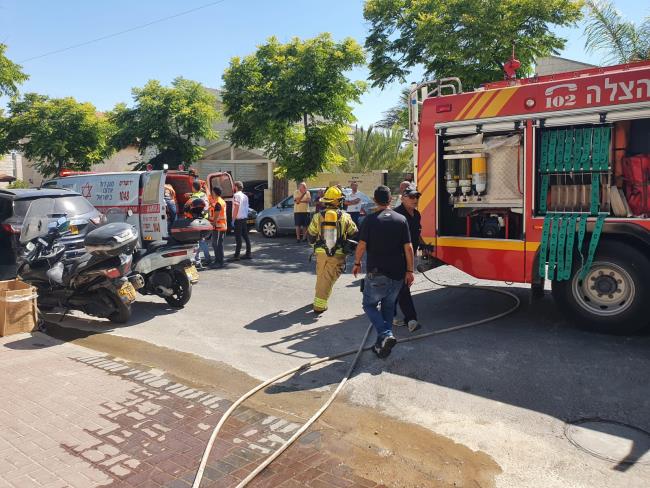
[303,113,308,131]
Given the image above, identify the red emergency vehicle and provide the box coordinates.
[411,60,650,334]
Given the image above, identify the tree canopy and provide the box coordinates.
[0,44,28,98]
[221,33,366,182]
[110,77,219,170]
[375,87,410,132]
[338,125,412,173]
[363,0,583,89]
[2,93,114,177]
[584,0,650,64]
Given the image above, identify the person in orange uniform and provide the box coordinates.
[209,186,228,269]
[164,183,177,232]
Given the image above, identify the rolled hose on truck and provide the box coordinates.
[191,269,521,488]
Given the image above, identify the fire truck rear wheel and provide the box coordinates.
[551,240,650,335]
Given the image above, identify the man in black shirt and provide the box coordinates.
[353,186,415,358]
[393,183,423,332]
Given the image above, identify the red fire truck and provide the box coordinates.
[410,60,650,334]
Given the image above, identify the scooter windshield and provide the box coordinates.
[19,198,57,244]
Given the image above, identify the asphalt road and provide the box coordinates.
[48,232,650,488]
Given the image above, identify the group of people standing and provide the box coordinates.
[293,181,366,242]
[307,180,423,360]
[164,179,252,269]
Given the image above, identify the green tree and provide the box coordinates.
[364,0,583,90]
[376,87,410,132]
[110,77,219,170]
[338,126,413,173]
[0,44,29,98]
[3,93,114,177]
[222,33,366,182]
[584,0,650,63]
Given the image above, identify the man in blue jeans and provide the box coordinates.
[352,185,415,359]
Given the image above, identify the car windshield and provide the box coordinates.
[13,196,95,219]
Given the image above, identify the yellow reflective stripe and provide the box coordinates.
[455,92,481,120]
[419,237,541,252]
[314,297,328,309]
[314,248,345,255]
[480,87,519,118]
[464,92,495,120]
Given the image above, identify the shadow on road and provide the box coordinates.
[249,284,650,468]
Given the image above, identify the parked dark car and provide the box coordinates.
[0,188,104,278]
[243,180,268,212]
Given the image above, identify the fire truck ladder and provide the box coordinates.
[408,77,463,144]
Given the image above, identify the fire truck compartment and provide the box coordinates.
[439,130,524,240]
[533,117,650,218]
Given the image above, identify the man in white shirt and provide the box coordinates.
[344,181,365,226]
[230,181,251,260]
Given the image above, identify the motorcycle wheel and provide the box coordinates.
[108,293,132,324]
[164,269,192,308]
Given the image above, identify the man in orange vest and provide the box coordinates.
[164,183,177,232]
[209,186,228,268]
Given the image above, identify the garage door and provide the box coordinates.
[198,161,268,182]
[235,163,267,181]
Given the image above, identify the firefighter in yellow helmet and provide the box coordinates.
[307,186,358,313]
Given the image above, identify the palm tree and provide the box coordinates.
[338,125,412,173]
[584,0,650,63]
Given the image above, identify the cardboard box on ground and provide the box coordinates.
[0,280,38,337]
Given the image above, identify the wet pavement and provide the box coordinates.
[0,333,386,488]
[3,233,650,487]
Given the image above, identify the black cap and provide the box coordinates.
[402,183,421,198]
[374,185,391,205]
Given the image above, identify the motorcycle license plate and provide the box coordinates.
[185,265,199,283]
[118,282,137,303]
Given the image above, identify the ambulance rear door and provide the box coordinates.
[139,170,167,243]
[207,172,234,200]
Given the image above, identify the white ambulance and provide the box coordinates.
[43,170,168,245]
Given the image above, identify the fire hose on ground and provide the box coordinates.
[191,270,521,488]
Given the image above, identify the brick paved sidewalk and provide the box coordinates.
[0,333,383,488]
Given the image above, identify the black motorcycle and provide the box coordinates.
[18,198,141,323]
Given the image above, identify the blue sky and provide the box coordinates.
[0,0,641,127]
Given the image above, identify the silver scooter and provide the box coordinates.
[105,208,202,308]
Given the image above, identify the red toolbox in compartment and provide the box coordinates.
[622,154,650,216]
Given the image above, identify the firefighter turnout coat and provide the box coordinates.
[307,210,358,312]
